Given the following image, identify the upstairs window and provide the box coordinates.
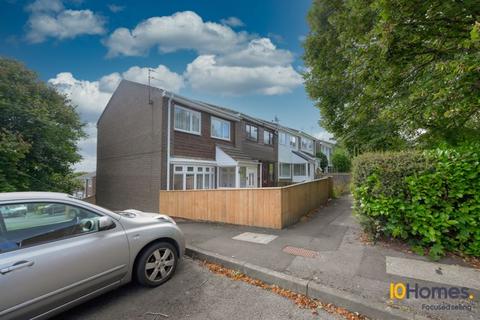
[290,136,298,148]
[174,105,201,135]
[246,124,258,141]
[211,117,231,141]
[263,130,273,145]
[279,132,288,145]
[301,138,313,152]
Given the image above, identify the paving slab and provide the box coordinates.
[232,232,278,244]
[386,256,480,291]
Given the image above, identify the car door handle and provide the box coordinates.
[0,260,34,275]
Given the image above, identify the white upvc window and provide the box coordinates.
[173,165,215,190]
[279,132,288,145]
[293,163,306,176]
[219,167,236,188]
[174,105,201,135]
[211,117,231,141]
[290,136,298,148]
[301,138,313,153]
[279,163,291,178]
[263,130,273,145]
[246,124,258,141]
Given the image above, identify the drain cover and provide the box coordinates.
[283,246,318,258]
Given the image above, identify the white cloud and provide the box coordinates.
[107,4,124,13]
[49,65,183,172]
[26,0,105,43]
[26,0,63,13]
[185,55,303,96]
[217,38,293,67]
[314,130,335,142]
[103,11,302,95]
[122,65,184,92]
[75,122,97,172]
[48,72,112,120]
[104,11,248,57]
[220,16,244,27]
[48,65,183,121]
[98,72,122,93]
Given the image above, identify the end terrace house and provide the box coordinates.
[96,80,278,212]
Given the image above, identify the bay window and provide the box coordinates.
[173,165,214,190]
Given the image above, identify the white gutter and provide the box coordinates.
[166,92,174,190]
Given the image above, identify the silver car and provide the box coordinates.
[0,192,185,320]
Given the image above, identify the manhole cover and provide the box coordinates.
[232,232,278,244]
[283,246,318,258]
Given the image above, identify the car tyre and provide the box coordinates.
[135,242,178,287]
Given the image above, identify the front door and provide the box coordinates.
[246,166,257,188]
[261,162,275,187]
[0,201,129,320]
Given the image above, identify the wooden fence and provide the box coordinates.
[159,177,333,229]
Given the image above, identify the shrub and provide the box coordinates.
[316,152,329,172]
[352,145,480,259]
[332,149,351,172]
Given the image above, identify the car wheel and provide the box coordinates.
[135,242,178,287]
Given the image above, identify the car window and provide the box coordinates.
[0,202,102,253]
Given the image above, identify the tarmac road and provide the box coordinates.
[51,257,341,320]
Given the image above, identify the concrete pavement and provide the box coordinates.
[178,195,479,320]
[51,257,341,320]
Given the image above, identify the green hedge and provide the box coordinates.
[352,145,480,259]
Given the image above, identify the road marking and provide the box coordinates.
[386,256,480,290]
[232,232,278,244]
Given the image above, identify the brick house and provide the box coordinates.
[96,80,282,212]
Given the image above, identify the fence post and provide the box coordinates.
[327,176,334,198]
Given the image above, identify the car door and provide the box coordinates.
[0,201,129,320]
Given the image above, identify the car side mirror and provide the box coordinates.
[98,216,116,231]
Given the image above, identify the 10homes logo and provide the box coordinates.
[390,282,475,312]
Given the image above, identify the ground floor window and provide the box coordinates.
[293,163,306,176]
[173,165,215,190]
[219,167,236,188]
[279,163,291,178]
[239,167,247,188]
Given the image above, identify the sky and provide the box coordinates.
[0,0,333,172]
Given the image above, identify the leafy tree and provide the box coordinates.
[303,0,480,153]
[332,149,351,172]
[0,58,84,193]
[316,152,329,172]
